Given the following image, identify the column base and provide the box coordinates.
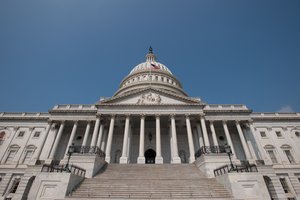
[155,156,163,164]
[137,157,145,164]
[105,156,111,163]
[119,156,128,164]
[171,156,181,164]
[189,156,195,163]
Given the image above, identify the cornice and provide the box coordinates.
[0,112,49,121]
[100,87,201,105]
[251,112,300,121]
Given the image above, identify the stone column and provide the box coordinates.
[196,123,204,147]
[236,121,252,160]
[65,121,78,155]
[222,120,236,156]
[101,129,108,152]
[155,115,163,164]
[186,115,195,163]
[34,121,52,160]
[210,121,219,146]
[120,115,130,164]
[192,128,200,151]
[137,115,145,164]
[127,126,132,163]
[90,117,101,147]
[170,115,181,163]
[105,115,115,163]
[82,121,91,146]
[96,123,104,148]
[200,115,210,146]
[49,121,65,159]
[169,127,174,160]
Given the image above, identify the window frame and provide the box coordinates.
[5,145,20,164]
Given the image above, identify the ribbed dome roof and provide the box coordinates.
[129,47,172,75]
[129,61,173,75]
[113,47,187,97]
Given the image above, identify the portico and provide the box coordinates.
[46,111,254,165]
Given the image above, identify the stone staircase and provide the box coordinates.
[67,164,233,199]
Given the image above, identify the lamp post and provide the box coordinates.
[65,145,75,172]
[224,144,235,171]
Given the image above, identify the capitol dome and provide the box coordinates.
[114,47,187,97]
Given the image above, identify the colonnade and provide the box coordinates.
[46,114,254,164]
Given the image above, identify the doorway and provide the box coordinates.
[145,149,156,164]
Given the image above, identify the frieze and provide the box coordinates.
[137,92,161,104]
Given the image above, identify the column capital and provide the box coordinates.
[199,113,205,117]
[170,114,176,119]
[60,120,66,124]
[222,120,228,124]
[51,123,57,130]
[72,120,79,124]
[235,120,241,125]
[125,114,131,118]
[267,127,272,131]
[155,114,160,119]
[110,114,116,119]
[185,114,190,119]
[139,114,145,119]
[209,120,215,124]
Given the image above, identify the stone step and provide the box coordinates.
[67,164,233,199]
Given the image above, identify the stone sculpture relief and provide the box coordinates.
[137,92,161,104]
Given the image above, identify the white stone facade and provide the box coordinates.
[0,49,299,200]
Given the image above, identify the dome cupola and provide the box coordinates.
[114,47,187,97]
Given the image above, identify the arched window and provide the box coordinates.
[0,131,5,144]
[22,145,37,164]
[264,145,278,164]
[5,145,20,163]
[281,144,296,164]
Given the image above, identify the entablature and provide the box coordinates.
[0,112,49,121]
[251,112,300,122]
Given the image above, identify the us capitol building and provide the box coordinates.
[0,48,300,200]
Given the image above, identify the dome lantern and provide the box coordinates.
[146,46,156,62]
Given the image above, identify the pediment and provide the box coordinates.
[98,88,201,105]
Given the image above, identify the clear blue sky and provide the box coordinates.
[0,0,299,113]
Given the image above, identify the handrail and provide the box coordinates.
[195,146,226,158]
[72,146,105,157]
[41,164,86,177]
[214,163,258,177]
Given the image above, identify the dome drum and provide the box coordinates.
[114,48,187,97]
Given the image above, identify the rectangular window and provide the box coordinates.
[280,178,290,193]
[23,150,33,164]
[276,131,282,137]
[267,150,278,163]
[260,131,266,137]
[9,178,20,193]
[6,150,17,163]
[33,131,40,138]
[17,131,25,137]
[284,150,295,164]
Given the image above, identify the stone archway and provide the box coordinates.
[144,149,156,164]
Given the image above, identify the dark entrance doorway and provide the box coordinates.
[145,149,156,164]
